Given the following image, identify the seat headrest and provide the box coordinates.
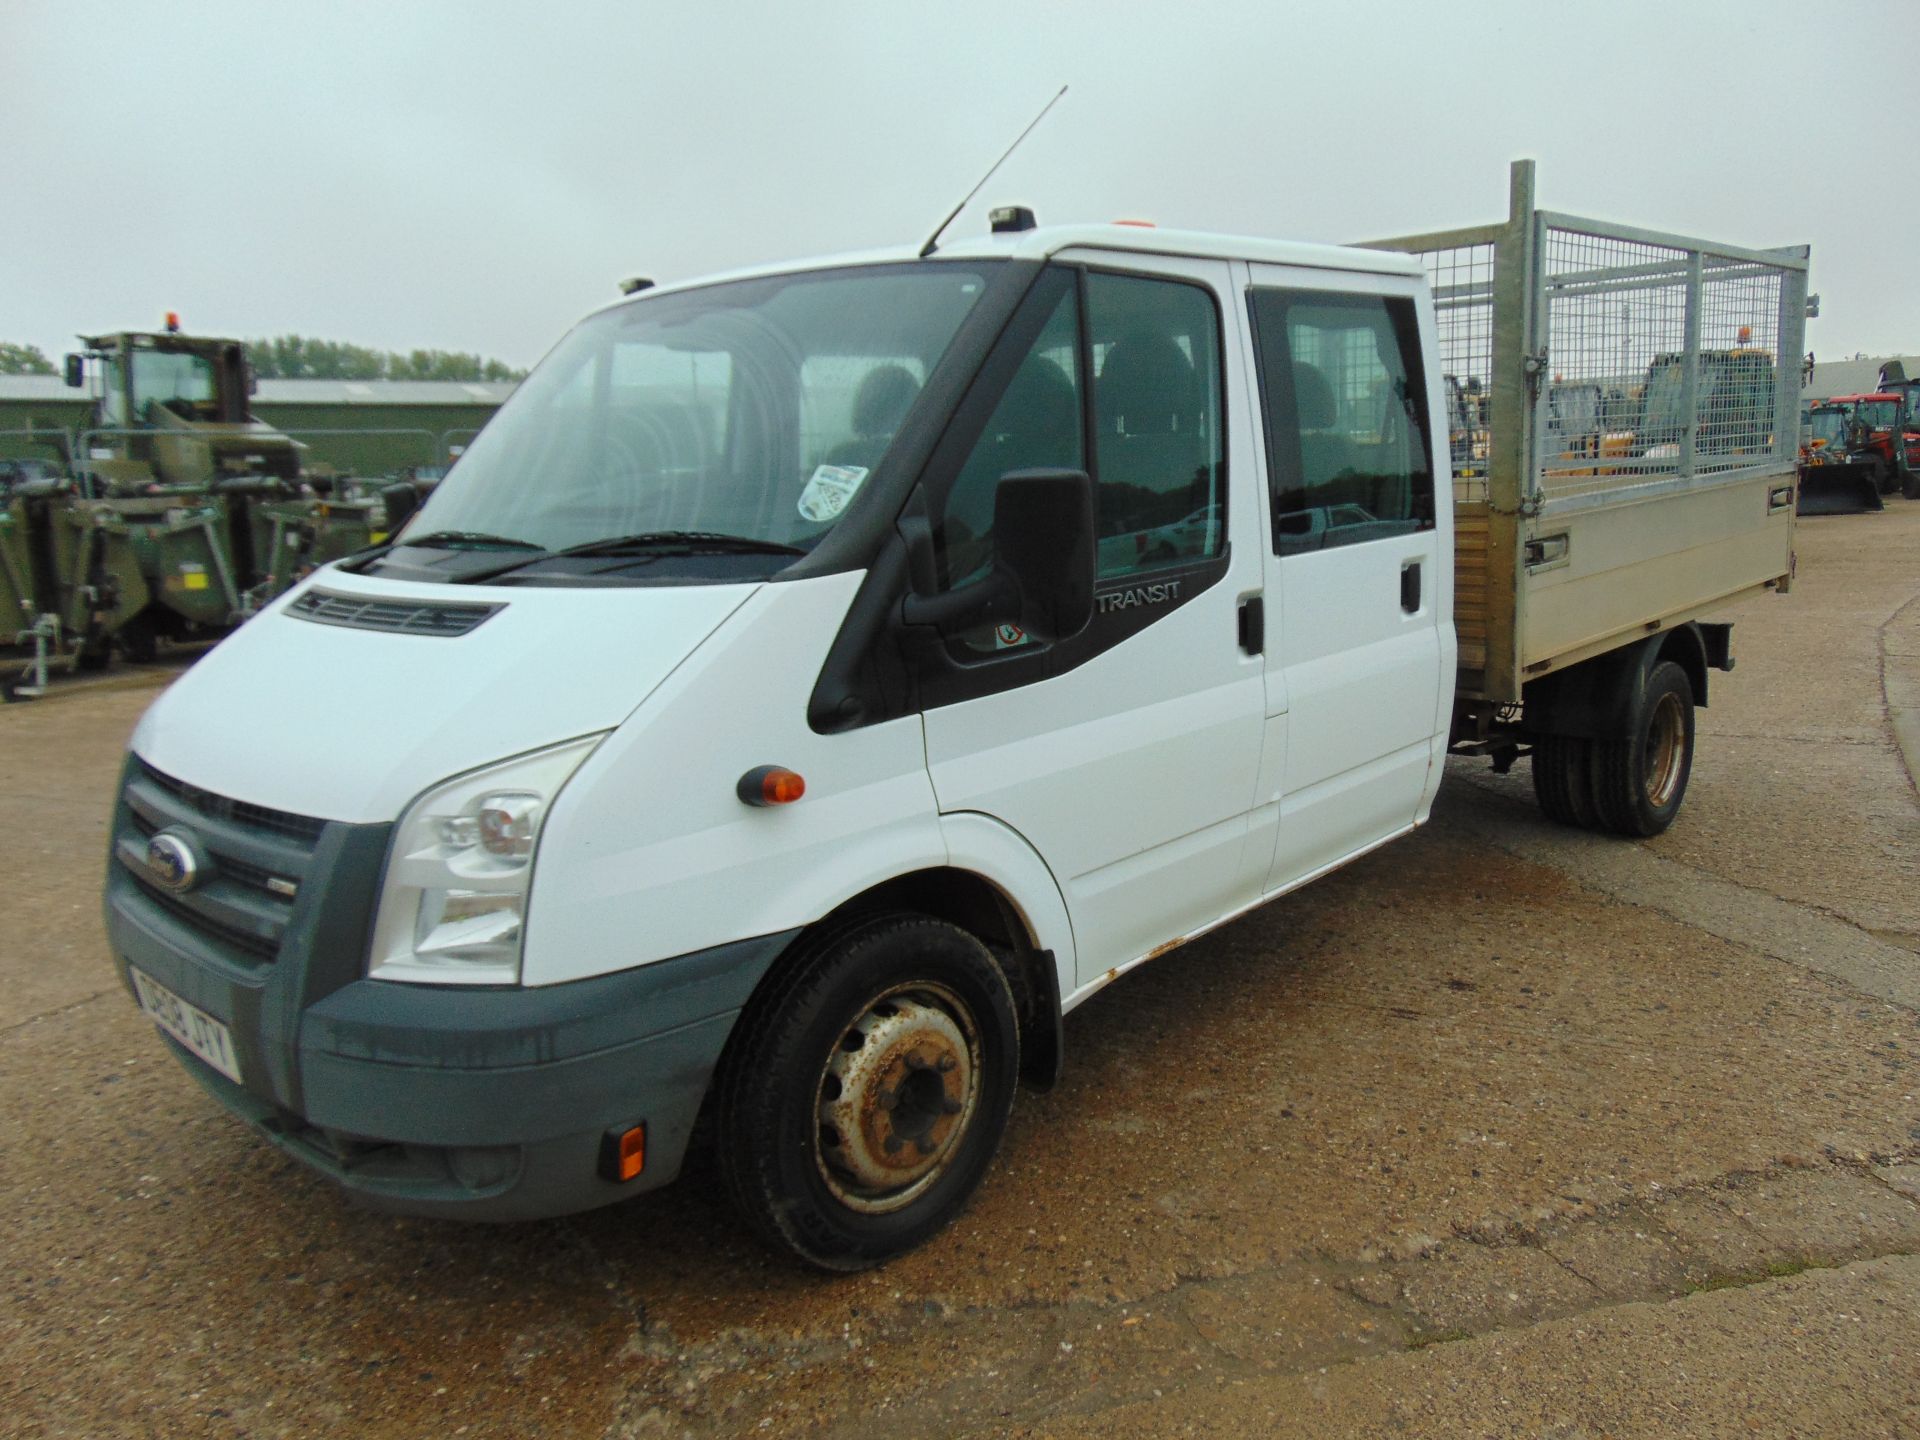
[850,364,921,438]
[1098,333,1198,435]
[1293,363,1336,430]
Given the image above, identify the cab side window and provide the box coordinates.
[1088,272,1226,577]
[1248,290,1434,555]
[934,270,1226,606]
[937,285,1084,597]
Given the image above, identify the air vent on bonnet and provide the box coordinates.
[286,589,501,637]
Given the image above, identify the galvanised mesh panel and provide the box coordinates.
[1412,243,1496,505]
[1538,226,1786,504]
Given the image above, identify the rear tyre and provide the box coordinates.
[1902,468,1920,501]
[715,913,1020,1271]
[1590,660,1695,837]
[1530,735,1597,828]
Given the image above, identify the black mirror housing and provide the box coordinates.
[992,468,1094,643]
[64,354,84,388]
[898,468,1095,643]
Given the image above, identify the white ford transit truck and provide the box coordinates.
[106,164,1808,1268]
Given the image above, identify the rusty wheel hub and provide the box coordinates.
[816,989,979,1214]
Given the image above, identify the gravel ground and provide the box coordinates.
[2,505,1916,1439]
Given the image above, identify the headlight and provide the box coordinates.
[1644,442,1680,461]
[369,735,605,985]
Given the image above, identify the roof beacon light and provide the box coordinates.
[619,276,655,296]
[990,205,1037,235]
[164,311,181,333]
[1112,219,1156,228]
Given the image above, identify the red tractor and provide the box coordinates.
[1875,362,1920,498]
[1827,391,1919,497]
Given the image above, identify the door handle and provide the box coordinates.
[1238,595,1264,654]
[1400,560,1422,613]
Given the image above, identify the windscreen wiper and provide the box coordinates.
[457,531,807,584]
[398,530,545,551]
[545,531,808,559]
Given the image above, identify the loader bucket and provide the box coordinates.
[1796,464,1885,515]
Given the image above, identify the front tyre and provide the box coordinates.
[715,914,1019,1271]
[1590,660,1695,837]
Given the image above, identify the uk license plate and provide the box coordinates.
[129,967,242,1083]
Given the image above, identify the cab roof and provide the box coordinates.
[592,224,1424,324]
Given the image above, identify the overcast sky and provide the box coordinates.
[5,1,1913,371]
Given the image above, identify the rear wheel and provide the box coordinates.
[1530,735,1597,828]
[1590,660,1695,837]
[715,913,1019,1271]
[1902,467,1920,501]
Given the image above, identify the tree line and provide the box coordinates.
[246,336,525,383]
[0,337,525,383]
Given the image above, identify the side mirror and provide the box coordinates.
[380,478,425,533]
[901,468,1095,644]
[64,354,84,388]
[990,468,1094,642]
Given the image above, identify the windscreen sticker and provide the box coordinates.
[798,464,868,523]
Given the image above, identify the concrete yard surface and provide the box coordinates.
[2,505,1917,1438]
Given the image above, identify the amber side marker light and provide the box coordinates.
[599,1123,646,1182]
[737,765,806,807]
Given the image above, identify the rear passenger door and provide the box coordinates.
[1243,268,1448,893]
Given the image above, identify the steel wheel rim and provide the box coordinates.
[812,981,983,1215]
[1643,691,1687,807]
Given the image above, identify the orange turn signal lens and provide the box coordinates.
[599,1123,646,1182]
[737,765,806,807]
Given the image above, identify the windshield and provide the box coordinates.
[131,349,217,416]
[1856,399,1898,429]
[1807,409,1848,445]
[1640,361,1686,438]
[399,263,995,558]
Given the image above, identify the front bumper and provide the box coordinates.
[105,754,793,1220]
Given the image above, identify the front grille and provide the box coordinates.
[139,761,326,844]
[141,884,280,961]
[287,588,501,638]
[120,761,326,965]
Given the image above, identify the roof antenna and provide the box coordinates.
[919,84,1068,259]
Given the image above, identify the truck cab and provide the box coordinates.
[68,324,300,491]
[105,226,1453,1268]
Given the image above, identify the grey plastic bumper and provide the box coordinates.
[151,933,791,1221]
[104,754,795,1220]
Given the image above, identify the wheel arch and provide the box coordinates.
[733,842,1072,1092]
[1522,622,1721,740]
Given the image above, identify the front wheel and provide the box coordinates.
[715,913,1020,1271]
[1590,660,1695,837]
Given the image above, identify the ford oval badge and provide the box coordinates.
[145,830,203,894]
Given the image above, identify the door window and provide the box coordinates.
[932,267,1227,648]
[1248,290,1435,554]
[1088,272,1226,577]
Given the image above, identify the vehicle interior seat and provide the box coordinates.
[823,363,922,474]
[1094,332,1206,511]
